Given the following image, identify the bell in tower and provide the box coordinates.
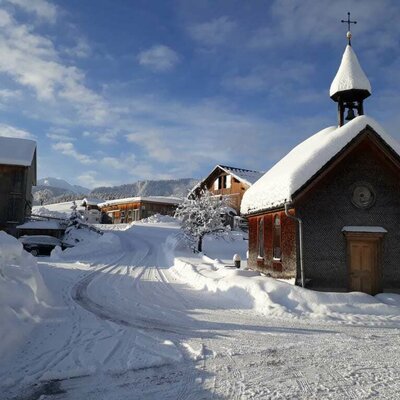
[330,13,371,127]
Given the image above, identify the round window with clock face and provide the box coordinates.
[351,183,375,209]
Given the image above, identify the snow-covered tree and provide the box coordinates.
[69,201,83,226]
[175,190,230,252]
[34,189,53,205]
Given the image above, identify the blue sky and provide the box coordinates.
[1,0,400,188]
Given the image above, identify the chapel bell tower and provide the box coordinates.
[330,12,371,127]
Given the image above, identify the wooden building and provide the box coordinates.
[17,220,66,239]
[241,37,400,294]
[190,165,263,215]
[0,137,37,235]
[99,196,182,224]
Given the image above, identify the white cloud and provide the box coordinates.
[248,0,400,51]
[137,45,180,72]
[52,141,94,164]
[223,62,314,94]
[5,0,57,23]
[82,129,119,144]
[126,130,175,163]
[102,155,135,170]
[189,16,236,46]
[77,171,113,189]
[0,123,33,138]
[46,132,76,141]
[0,8,108,125]
[64,38,91,58]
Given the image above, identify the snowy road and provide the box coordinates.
[1,223,400,399]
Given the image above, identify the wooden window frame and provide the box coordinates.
[273,214,282,261]
[257,218,265,259]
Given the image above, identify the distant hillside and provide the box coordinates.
[38,177,90,195]
[33,177,198,205]
[91,178,199,200]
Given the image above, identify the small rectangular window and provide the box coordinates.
[226,175,231,189]
[214,178,219,190]
[258,218,264,258]
[273,214,282,260]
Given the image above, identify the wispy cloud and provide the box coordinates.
[0,8,108,125]
[52,141,94,164]
[0,123,33,138]
[223,62,315,94]
[189,16,236,46]
[77,170,114,189]
[126,130,175,162]
[248,0,400,51]
[137,45,180,72]
[5,0,57,23]
[102,155,136,170]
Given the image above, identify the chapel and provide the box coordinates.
[241,25,400,294]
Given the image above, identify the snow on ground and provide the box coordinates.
[33,205,71,219]
[33,201,85,218]
[1,220,400,399]
[0,232,53,362]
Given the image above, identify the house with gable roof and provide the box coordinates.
[0,136,37,234]
[241,31,400,294]
[190,164,263,217]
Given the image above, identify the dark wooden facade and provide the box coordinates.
[247,127,400,294]
[0,151,37,234]
[100,198,180,224]
[247,210,297,278]
[191,165,261,214]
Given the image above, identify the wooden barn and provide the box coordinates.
[0,137,37,235]
[241,37,400,294]
[190,165,263,215]
[99,196,182,224]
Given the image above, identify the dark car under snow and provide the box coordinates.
[19,235,73,256]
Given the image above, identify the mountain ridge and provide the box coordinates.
[33,177,198,205]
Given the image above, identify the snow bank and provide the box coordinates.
[0,232,52,360]
[172,257,400,322]
[53,224,122,260]
[138,214,179,225]
[169,233,400,323]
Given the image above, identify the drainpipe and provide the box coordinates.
[284,202,305,288]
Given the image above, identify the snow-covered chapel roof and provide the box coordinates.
[0,136,36,167]
[330,45,371,98]
[241,116,400,215]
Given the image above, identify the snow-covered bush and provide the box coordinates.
[174,190,230,252]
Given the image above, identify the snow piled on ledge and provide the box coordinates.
[241,115,400,215]
[0,232,52,360]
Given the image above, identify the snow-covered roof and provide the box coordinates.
[0,136,36,167]
[98,196,183,207]
[330,45,371,98]
[241,115,400,215]
[17,220,63,230]
[19,235,61,246]
[342,226,388,233]
[81,197,102,206]
[218,165,264,186]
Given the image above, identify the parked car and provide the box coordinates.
[19,235,73,256]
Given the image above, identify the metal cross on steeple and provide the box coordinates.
[341,12,357,45]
